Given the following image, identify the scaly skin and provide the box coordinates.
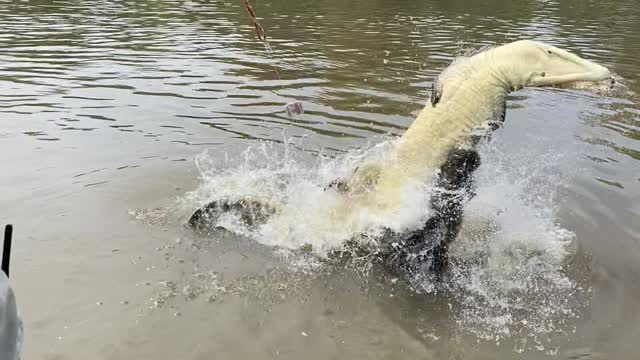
[190,40,611,256]
[384,58,503,189]
[350,49,508,210]
[348,40,610,212]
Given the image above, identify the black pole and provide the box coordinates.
[2,224,12,277]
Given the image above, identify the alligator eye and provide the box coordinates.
[540,72,546,77]
[547,50,553,55]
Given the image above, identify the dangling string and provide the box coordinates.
[239,0,303,117]
[240,0,280,80]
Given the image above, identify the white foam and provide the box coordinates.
[446,134,579,342]
[181,132,580,342]
[183,136,434,254]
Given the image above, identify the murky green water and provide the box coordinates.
[1,0,640,359]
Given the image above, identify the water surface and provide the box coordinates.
[1,0,639,359]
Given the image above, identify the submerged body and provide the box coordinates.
[190,40,612,278]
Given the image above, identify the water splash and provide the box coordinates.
[181,136,433,255]
[180,133,581,342]
[446,133,581,344]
